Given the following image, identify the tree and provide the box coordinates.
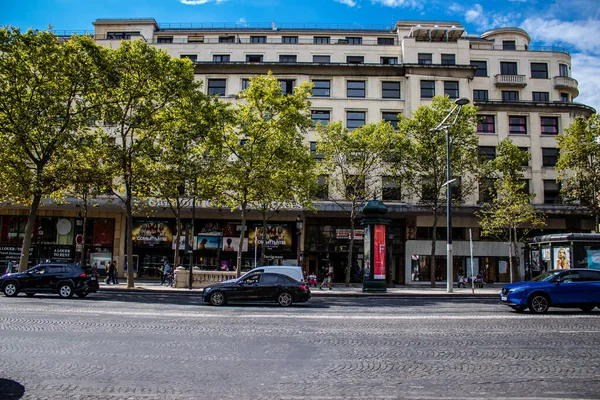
[0,28,106,272]
[476,139,546,282]
[97,39,198,288]
[389,96,479,287]
[556,114,600,229]
[316,120,396,286]
[215,72,313,277]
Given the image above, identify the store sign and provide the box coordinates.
[336,229,364,240]
[373,225,386,280]
[132,220,173,247]
[53,247,73,260]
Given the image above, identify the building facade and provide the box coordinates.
[3,18,594,283]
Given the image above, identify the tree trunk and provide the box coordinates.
[18,193,42,272]
[508,228,513,283]
[513,227,521,282]
[80,189,89,266]
[260,213,267,265]
[174,211,181,268]
[346,212,354,287]
[126,184,135,288]
[430,213,439,288]
[236,200,247,278]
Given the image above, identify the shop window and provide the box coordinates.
[509,116,527,134]
[382,112,400,128]
[531,63,548,79]
[477,115,495,133]
[347,81,365,98]
[420,80,435,98]
[441,54,455,65]
[418,53,432,64]
[473,90,488,101]
[541,117,559,135]
[312,80,331,97]
[382,81,400,98]
[471,60,487,77]
[542,148,559,167]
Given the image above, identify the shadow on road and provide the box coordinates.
[0,379,25,400]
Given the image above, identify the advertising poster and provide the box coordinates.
[132,220,173,247]
[541,247,551,261]
[197,221,223,236]
[587,250,600,270]
[499,260,507,274]
[553,247,571,269]
[531,250,541,272]
[335,229,364,240]
[248,224,292,250]
[222,237,248,252]
[363,227,371,279]
[373,225,386,280]
[172,225,195,250]
[92,219,114,247]
[466,257,479,276]
[196,235,222,250]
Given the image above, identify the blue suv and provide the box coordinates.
[500,268,600,313]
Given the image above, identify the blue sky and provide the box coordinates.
[2,0,599,112]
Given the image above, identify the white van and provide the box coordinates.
[225,266,305,283]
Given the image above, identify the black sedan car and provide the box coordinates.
[202,272,311,307]
[1,263,99,298]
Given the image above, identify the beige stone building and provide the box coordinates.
[2,18,594,284]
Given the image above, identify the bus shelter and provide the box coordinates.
[527,233,600,278]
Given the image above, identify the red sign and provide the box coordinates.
[373,225,386,280]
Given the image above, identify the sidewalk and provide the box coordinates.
[99,279,500,298]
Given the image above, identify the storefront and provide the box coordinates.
[527,233,600,278]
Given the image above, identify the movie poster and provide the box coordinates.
[132,220,173,247]
[222,237,248,252]
[553,247,571,269]
[197,221,223,236]
[587,249,600,270]
[196,235,222,250]
[248,224,292,250]
[172,225,195,250]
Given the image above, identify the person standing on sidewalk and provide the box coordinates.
[161,260,171,285]
[112,260,119,284]
[105,261,113,284]
[320,266,333,290]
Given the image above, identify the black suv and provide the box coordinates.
[1,263,99,298]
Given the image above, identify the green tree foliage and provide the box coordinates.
[389,96,479,287]
[556,114,600,229]
[214,72,314,277]
[0,28,106,271]
[317,120,396,286]
[476,139,546,282]
[96,40,198,287]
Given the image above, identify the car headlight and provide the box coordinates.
[510,287,526,293]
[204,287,212,294]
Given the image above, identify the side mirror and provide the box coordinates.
[555,278,563,285]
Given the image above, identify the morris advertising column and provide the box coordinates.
[361,198,390,292]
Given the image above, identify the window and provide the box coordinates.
[180,54,197,62]
[509,116,527,134]
[346,37,362,45]
[542,148,559,167]
[420,80,435,98]
[422,180,436,202]
[520,179,530,195]
[519,147,530,167]
[444,81,459,99]
[282,36,298,44]
[382,112,400,128]
[441,54,456,65]
[347,111,366,129]
[347,81,366,98]
[532,92,549,102]
[541,117,559,135]
[418,53,432,64]
[479,146,496,161]
[188,35,204,43]
[250,36,266,44]
[473,90,489,101]
[382,82,400,99]
[246,55,263,62]
[560,92,570,102]
[471,61,488,77]
[106,31,140,40]
[377,37,394,45]
[219,36,235,43]
[347,56,364,64]
[312,80,331,97]
[500,62,518,75]
[345,176,366,199]
[479,179,496,203]
[502,91,519,101]
[544,180,561,204]
[381,57,398,65]
[241,79,250,91]
[531,63,548,79]
[310,141,324,159]
[278,79,296,95]
[207,79,226,96]
[503,40,516,50]
[311,110,330,126]
[279,55,297,63]
[314,36,330,44]
[213,54,230,62]
[316,175,329,199]
[477,115,495,133]
[157,36,173,44]
[313,55,331,63]
[559,63,569,77]
[382,177,401,201]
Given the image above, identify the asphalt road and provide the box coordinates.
[0,292,599,400]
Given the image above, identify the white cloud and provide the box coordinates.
[571,53,600,112]
[462,4,520,32]
[180,0,228,5]
[236,17,247,26]
[521,18,600,54]
[371,0,421,7]
[334,0,357,7]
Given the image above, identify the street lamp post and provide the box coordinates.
[432,97,470,293]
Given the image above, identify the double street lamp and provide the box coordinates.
[432,97,470,293]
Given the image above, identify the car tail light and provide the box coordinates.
[79,273,87,278]
[299,284,308,291]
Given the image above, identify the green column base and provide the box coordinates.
[362,279,387,292]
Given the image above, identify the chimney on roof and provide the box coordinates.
[272,21,277,31]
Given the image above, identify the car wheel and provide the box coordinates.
[76,292,89,298]
[209,291,226,306]
[277,292,293,307]
[3,282,19,297]
[25,293,35,297]
[580,306,595,313]
[528,293,550,314]
[58,283,74,298]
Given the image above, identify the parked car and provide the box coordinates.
[1,263,99,298]
[203,272,310,307]
[223,265,305,283]
[500,268,600,314]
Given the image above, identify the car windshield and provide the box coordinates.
[531,271,560,282]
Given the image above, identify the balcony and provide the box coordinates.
[494,74,527,87]
[554,76,579,96]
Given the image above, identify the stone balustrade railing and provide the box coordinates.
[173,267,237,288]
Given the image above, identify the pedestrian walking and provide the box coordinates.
[91,262,98,276]
[161,260,171,285]
[320,266,333,290]
[5,260,14,275]
[112,260,119,284]
[105,261,113,284]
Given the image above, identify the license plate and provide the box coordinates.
[501,296,507,301]
[90,276,97,281]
